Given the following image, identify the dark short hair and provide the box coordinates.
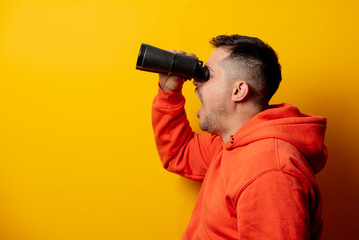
[210,34,282,103]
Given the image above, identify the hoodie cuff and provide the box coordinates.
[154,84,186,109]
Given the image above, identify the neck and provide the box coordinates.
[220,102,267,143]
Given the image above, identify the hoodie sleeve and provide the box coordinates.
[236,170,317,240]
[152,87,222,181]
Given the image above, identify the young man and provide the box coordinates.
[152,34,327,239]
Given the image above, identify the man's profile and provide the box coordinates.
[151,34,327,239]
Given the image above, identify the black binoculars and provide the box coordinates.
[136,43,209,82]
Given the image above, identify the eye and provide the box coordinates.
[208,71,213,79]
[204,65,213,81]
[207,67,214,78]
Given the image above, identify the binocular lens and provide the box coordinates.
[136,43,209,82]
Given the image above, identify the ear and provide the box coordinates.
[231,81,249,102]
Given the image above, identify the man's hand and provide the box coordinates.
[159,50,196,92]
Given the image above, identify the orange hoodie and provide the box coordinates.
[152,87,328,240]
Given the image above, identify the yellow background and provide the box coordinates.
[0,0,358,239]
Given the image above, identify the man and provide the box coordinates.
[151,34,327,239]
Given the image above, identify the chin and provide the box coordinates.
[199,122,208,132]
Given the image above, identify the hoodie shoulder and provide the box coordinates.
[226,103,328,174]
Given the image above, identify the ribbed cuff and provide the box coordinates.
[154,84,186,109]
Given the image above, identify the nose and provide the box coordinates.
[193,79,203,88]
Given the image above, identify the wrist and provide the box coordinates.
[159,82,182,92]
[155,84,185,108]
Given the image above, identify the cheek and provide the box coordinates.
[201,80,226,106]
[202,88,218,108]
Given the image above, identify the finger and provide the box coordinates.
[173,75,183,81]
[176,50,187,55]
[187,52,196,58]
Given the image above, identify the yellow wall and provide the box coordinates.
[0,0,358,239]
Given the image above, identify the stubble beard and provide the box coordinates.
[199,98,229,136]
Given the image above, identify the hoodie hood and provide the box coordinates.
[225,103,328,174]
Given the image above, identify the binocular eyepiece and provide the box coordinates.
[136,43,209,82]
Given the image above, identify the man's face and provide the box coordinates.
[194,47,232,135]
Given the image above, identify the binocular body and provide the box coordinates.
[136,43,209,82]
